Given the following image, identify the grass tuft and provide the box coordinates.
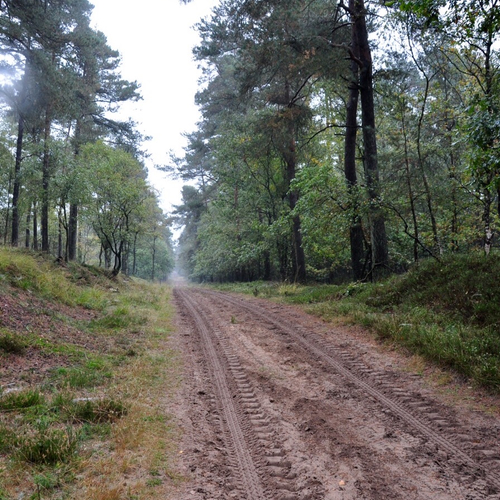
[15,425,79,464]
[0,389,44,411]
[0,331,26,354]
[66,398,127,424]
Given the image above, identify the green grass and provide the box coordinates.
[0,247,107,309]
[0,248,182,500]
[210,253,500,390]
[0,389,45,411]
[51,366,111,389]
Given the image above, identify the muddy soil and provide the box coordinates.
[171,287,500,500]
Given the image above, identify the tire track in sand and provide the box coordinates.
[176,288,270,499]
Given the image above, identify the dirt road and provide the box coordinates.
[172,287,500,499]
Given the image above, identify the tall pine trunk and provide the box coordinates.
[25,209,31,248]
[33,204,38,251]
[344,29,365,281]
[11,115,24,247]
[351,0,388,276]
[416,75,440,254]
[283,82,306,283]
[41,109,51,252]
[285,139,307,282]
[401,111,419,262]
[4,170,12,245]
[68,120,82,262]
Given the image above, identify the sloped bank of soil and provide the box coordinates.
[0,289,102,386]
[172,287,500,500]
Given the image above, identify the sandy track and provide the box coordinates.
[173,287,500,500]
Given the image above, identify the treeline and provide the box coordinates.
[172,0,500,283]
[0,0,173,280]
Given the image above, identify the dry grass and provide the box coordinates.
[69,286,185,500]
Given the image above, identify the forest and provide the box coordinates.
[0,0,174,281]
[173,0,500,283]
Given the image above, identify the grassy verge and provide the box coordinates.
[210,253,500,391]
[0,248,183,500]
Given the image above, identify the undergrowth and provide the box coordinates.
[210,252,500,391]
[0,247,182,500]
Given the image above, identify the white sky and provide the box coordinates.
[90,0,217,214]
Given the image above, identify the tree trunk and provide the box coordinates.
[58,211,63,260]
[151,236,157,281]
[68,203,78,261]
[25,209,31,248]
[344,38,365,281]
[4,170,12,245]
[41,109,51,252]
[351,0,389,276]
[285,149,306,282]
[112,241,123,276]
[416,75,440,254]
[33,204,38,251]
[483,188,493,255]
[11,115,24,247]
[401,110,419,262]
[122,241,129,275]
[283,85,306,283]
[132,232,138,275]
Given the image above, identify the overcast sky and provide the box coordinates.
[90,0,217,213]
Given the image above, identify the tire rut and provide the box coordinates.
[200,288,500,496]
[175,288,299,500]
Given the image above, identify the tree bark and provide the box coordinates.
[33,204,38,251]
[11,114,24,247]
[344,30,365,281]
[351,0,389,276]
[483,188,493,255]
[151,236,157,281]
[285,143,307,282]
[41,109,51,252]
[283,82,307,283]
[68,203,78,261]
[25,208,31,248]
[4,170,12,245]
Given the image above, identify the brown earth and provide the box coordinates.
[172,287,500,500]
[0,289,102,387]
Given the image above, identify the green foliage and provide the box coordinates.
[33,472,60,494]
[173,0,500,283]
[79,142,154,275]
[0,423,13,453]
[67,399,126,424]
